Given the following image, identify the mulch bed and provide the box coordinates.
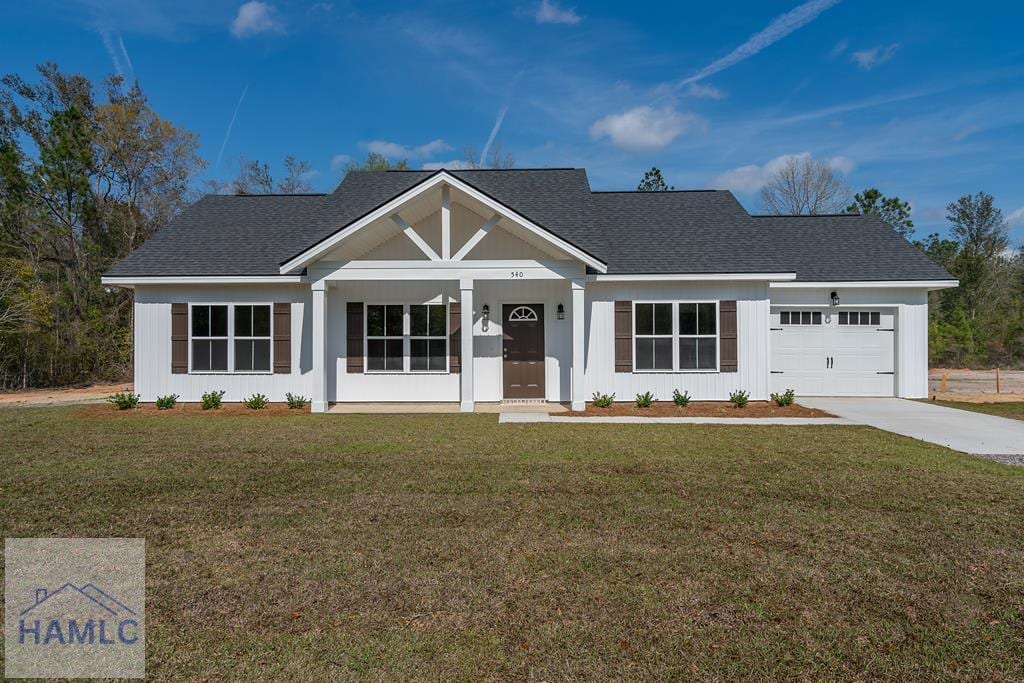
[568,401,833,418]
[75,402,309,418]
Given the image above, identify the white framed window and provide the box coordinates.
[780,311,823,325]
[189,303,272,374]
[839,311,881,326]
[678,302,718,371]
[234,305,272,372]
[366,304,404,372]
[366,303,449,373]
[634,301,720,373]
[409,304,448,372]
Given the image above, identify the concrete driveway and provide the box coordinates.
[800,397,1024,457]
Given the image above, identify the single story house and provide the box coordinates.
[102,168,956,412]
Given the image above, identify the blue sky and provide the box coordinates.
[2,0,1023,242]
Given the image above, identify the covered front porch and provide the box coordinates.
[276,172,604,414]
[307,269,587,413]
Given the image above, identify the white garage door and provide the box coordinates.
[770,308,895,396]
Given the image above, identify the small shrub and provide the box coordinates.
[106,392,140,410]
[672,389,691,407]
[635,391,654,408]
[591,392,615,408]
[770,388,796,407]
[155,394,179,410]
[285,392,309,409]
[200,390,226,410]
[729,389,750,408]
[243,393,269,410]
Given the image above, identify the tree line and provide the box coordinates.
[0,62,1019,390]
[640,162,1024,368]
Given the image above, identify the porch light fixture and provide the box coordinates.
[830,291,840,306]
[481,304,490,331]
[557,303,565,320]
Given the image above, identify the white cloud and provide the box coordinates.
[674,0,841,90]
[590,106,705,152]
[712,152,854,193]
[421,160,476,170]
[330,154,352,171]
[851,43,900,70]
[684,82,725,99]
[365,139,453,159]
[532,0,582,25]
[97,27,134,81]
[230,2,285,38]
[1007,207,1024,226]
[829,39,848,57]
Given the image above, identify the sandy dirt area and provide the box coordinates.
[929,368,1024,402]
[0,383,132,407]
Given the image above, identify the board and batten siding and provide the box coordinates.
[133,284,312,402]
[324,279,572,402]
[768,286,929,398]
[585,281,771,401]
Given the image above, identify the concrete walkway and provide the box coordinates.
[800,397,1024,456]
[498,412,853,425]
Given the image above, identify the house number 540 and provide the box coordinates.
[510,271,524,278]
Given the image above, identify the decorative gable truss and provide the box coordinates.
[281,171,606,275]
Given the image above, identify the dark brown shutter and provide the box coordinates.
[720,300,738,373]
[273,303,291,374]
[614,301,632,372]
[171,303,188,374]
[346,302,364,374]
[449,302,461,374]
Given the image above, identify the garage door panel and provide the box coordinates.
[771,309,895,397]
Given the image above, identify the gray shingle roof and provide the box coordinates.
[106,168,953,282]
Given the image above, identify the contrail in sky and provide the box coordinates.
[216,83,250,170]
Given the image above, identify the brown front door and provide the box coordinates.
[503,304,545,399]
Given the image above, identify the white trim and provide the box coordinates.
[451,213,501,261]
[102,276,306,288]
[186,302,274,375]
[311,259,585,282]
[391,214,441,261]
[770,280,958,289]
[589,272,796,282]
[441,185,451,260]
[279,171,608,274]
[632,300,720,373]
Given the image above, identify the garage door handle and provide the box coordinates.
[770,327,783,331]
[877,328,894,332]
[770,370,784,374]
[876,371,894,375]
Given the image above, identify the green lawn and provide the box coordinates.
[1,406,1022,680]
[926,399,1024,421]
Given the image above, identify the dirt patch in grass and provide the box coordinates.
[75,402,308,418]
[569,400,833,418]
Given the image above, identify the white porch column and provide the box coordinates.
[311,281,327,413]
[460,278,474,412]
[571,279,586,411]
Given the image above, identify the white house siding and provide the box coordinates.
[768,286,929,398]
[326,280,461,402]
[585,281,771,401]
[324,279,573,403]
[471,279,573,402]
[133,284,313,402]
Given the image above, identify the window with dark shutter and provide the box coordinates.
[346,302,364,373]
[171,303,188,374]
[449,302,461,374]
[614,301,632,372]
[719,300,738,373]
[273,303,291,373]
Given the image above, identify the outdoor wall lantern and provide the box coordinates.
[481,304,490,331]
[557,303,565,320]
[830,291,840,306]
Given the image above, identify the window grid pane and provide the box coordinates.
[698,303,716,335]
